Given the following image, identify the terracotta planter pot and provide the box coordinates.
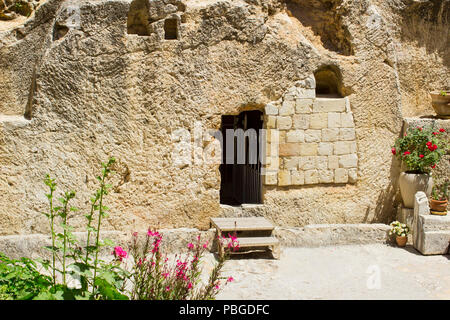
[430,91,450,118]
[430,199,448,212]
[399,172,433,208]
[396,236,407,247]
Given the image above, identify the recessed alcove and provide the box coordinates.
[314,65,343,98]
[127,0,151,36]
[164,18,178,40]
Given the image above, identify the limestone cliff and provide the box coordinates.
[0,0,448,235]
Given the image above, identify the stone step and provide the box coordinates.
[416,230,450,255]
[210,217,275,232]
[235,236,279,248]
[420,213,450,231]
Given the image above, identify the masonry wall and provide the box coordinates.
[0,0,448,236]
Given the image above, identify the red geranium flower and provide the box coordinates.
[391,148,396,155]
[403,151,411,155]
[439,128,445,133]
[419,154,424,158]
[432,132,438,135]
[431,164,436,169]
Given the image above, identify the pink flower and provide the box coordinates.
[187,282,193,290]
[215,284,220,290]
[187,243,194,249]
[132,232,138,238]
[147,229,160,237]
[227,277,234,283]
[112,246,127,262]
[202,241,209,249]
[166,286,171,292]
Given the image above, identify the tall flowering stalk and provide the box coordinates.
[127,230,237,300]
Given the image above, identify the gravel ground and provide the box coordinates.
[201,244,450,300]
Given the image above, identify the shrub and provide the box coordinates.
[125,230,238,300]
[391,126,447,173]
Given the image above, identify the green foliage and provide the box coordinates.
[0,252,52,300]
[439,90,447,97]
[392,126,447,173]
[432,180,449,201]
[0,157,131,300]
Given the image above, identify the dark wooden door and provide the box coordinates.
[220,111,263,205]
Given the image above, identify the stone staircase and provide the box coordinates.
[210,217,280,259]
[413,192,450,255]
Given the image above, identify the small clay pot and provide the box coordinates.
[430,199,448,212]
[396,236,407,247]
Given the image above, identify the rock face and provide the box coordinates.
[0,0,449,236]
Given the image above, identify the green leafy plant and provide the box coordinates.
[431,180,449,201]
[440,90,447,97]
[39,157,130,300]
[389,221,410,237]
[391,126,447,173]
[0,252,53,300]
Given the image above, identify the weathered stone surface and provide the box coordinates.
[295,99,313,114]
[277,116,292,130]
[313,98,346,113]
[286,130,304,143]
[304,169,319,184]
[291,170,305,185]
[309,113,328,129]
[318,142,333,156]
[0,0,447,234]
[292,114,310,129]
[273,224,392,247]
[304,129,321,143]
[335,168,348,183]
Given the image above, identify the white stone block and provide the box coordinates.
[304,129,321,142]
[319,170,334,183]
[280,100,295,116]
[295,99,313,114]
[348,168,357,183]
[335,168,349,183]
[328,113,341,128]
[334,141,351,155]
[322,128,339,142]
[297,88,316,99]
[328,155,339,169]
[339,128,356,141]
[284,157,300,170]
[316,156,328,170]
[265,103,278,115]
[264,172,278,185]
[312,98,346,113]
[266,115,276,129]
[318,142,333,156]
[339,154,358,168]
[341,112,355,128]
[295,75,316,89]
[293,114,310,129]
[278,170,291,186]
[350,141,357,153]
[286,130,305,143]
[299,156,316,170]
[291,170,305,185]
[304,169,319,184]
[309,113,328,129]
[277,116,292,130]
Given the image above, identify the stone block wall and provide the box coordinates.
[263,77,358,186]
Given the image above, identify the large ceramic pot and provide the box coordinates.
[399,172,433,208]
[430,91,450,118]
